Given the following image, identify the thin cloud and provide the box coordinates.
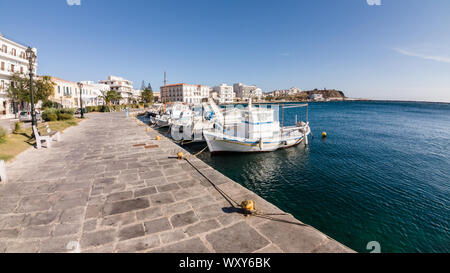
[279,53,291,57]
[393,48,450,64]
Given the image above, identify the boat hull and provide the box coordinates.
[204,132,305,153]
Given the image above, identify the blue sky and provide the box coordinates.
[1,0,450,102]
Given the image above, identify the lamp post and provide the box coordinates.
[25,47,37,128]
[77,82,84,118]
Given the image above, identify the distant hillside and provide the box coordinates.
[302,89,346,99]
[263,88,346,102]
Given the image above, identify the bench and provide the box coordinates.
[32,125,52,149]
[0,160,7,182]
[45,124,61,142]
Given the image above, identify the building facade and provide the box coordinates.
[212,83,235,103]
[0,34,37,118]
[48,77,105,108]
[160,83,210,104]
[99,75,133,104]
[152,91,160,102]
[309,93,324,101]
[268,87,301,97]
[233,83,262,100]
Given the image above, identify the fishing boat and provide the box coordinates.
[152,102,192,128]
[170,102,216,142]
[203,100,311,153]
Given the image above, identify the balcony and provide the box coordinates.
[0,50,30,64]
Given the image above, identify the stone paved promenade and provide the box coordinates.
[0,112,354,253]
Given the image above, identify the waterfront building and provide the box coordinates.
[233,83,262,100]
[160,83,210,104]
[152,91,160,102]
[48,77,105,108]
[130,89,142,104]
[269,87,301,97]
[80,81,110,99]
[0,34,37,118]
[212,83,235,103]
[309,93,324,101]
[99,75,133,104]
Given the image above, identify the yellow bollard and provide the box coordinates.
[322,132,327,138]
[146,127,150,133]
[177,152,184,160]
[155,136,161,141]
[241,200,256,214]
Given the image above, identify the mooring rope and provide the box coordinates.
[193,146,208,156]
[184,157,240,208]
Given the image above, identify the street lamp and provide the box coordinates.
[77,82,84,118]
[25,47,37,128]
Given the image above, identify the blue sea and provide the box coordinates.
[149,101,450,253]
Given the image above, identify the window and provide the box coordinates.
[0,80,4,91]
[0,62,4,71]
[12,48,16,56]
[58,86,61,94]
[20,67,23,74]
[10,64,14,72]
[1,45,6,53]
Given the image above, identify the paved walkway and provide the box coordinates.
[0,112,354,253]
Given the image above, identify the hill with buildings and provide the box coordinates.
[264,88,346,102]
[302,89,346,99]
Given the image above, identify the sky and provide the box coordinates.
[1,0,450,102]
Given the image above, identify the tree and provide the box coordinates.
[140,80,146,91]
[140,83,154,103]
[265,95,274,101]
[104,90,122,105]
[5,73,27,116]
[6,72,55,114]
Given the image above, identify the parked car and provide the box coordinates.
[18,111,42,122]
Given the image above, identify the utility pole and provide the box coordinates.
[163,71,167,103]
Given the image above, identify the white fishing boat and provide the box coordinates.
[204,101,311,153]
[153,103,192,128]
[170,102,216,142]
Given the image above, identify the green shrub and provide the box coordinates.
[43,113,58,122]
[100,105,110,112]
[86,106,99,112]
[59,108,75,115]
[42,109,59,121]
[0,127,7,144]
[14,122,22,133]
[58,113,73,120]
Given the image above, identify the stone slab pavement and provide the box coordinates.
[0,112,354,253]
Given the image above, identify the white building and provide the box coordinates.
[160,83,210,104]
[130,89,142,103]
[212,83,235,104]
[80,81,110,99]
[233,83,262,100]
[268,87,301,97]
[47,77,106,108]
[309,93,324,101]
[99,75,133,104]
[0,34,37,118]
